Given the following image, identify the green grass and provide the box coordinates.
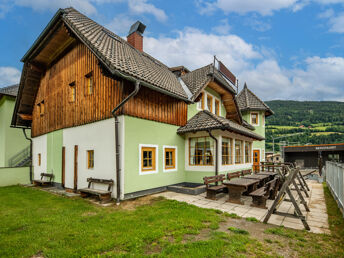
[0,185,343,257]
[245,217,259,222]
[228,227,249,235]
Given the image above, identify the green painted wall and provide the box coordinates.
[47,130,63,183]
[242,111,266,153]
[0,167,30,186]
[123,116,186,194]
[0,96,31,167]
[187,86,227,120]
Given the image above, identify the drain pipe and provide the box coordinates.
[208,130,218,181]
[112,81,141,205]
[22,128,33,183]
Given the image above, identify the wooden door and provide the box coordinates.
[253,150,260,172]
[62,147,65,188]
[74,145,78,191]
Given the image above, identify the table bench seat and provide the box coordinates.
[203,175,226,200]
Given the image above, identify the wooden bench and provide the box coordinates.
[79,178,114,202]
[250,178,278,209]
[227,171,241,180]
[203,174,227,200]
[241,169,252,176]
[33,173,54,186]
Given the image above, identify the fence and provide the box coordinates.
[326,161,344,216]
[0,167,30,187]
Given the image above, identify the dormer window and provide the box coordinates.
[69,81,76,102]
[85,72,93,95]
[207,95,213,112]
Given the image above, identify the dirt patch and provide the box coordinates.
[81,211,97,217]
[117,195,161,210]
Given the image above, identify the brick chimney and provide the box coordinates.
[127,21,146,52]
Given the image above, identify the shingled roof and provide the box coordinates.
[180,64,236,101]
[177,110,264,140]
[22,7,188,101]
[0,84,19,98]
[236,83,273,116]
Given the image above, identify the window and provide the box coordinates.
[207,95,213,112]
[87,150,94,169]
[215,99,220,116]
[245,142,252,163]
[37,101,44,115]
[141,147,156,172]
[86,72,93,95]
[222,137,232,165]
[197,93,205,110]
[164,146,177,171]
[235,140,243,164]
[251,112,258,125]
[38,153,41,166]
[189,137,214,165]
[69,81,76,102]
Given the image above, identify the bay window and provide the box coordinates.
[189,137,214,165]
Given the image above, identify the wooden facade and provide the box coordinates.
[32,42,187,137]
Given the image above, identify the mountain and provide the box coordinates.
[264,100,344,151]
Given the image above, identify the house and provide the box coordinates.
[266,153,283,163]
[0,84,31,167]
[12,7,263,202]
[237,83,274,171]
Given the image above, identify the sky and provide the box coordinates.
[1,0,344,101]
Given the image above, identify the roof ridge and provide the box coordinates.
[245,85,270,109]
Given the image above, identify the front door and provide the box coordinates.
[253,150,260,172]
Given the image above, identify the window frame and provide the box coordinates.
[222,137,232,165]
[37,101,45,116]
[139,144,158,175]
[38,153,41,166]
[244,142,252,163]
[215,99,220,116]
[85,72,94,96]
[69,81,76,103]
[251,112,259,126]
[87,150,94,169]
[235,140,243,164]
[189,136,215,166]
[163,146,177,172]
[207,94,213,113]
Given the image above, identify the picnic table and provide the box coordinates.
[259,171,278,181]
[223,178,260,205]
[243,174,270,186]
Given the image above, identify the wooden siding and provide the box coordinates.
[32,42,187,137]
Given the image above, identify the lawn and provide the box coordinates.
[0,185,343,257]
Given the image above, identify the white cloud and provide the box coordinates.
[106,14,135,35]
[0,67,21,88]
[144,28,261,72]
[199,0,300,16]
[212,19,231,34]
[328,13,344,33]
[128,0,167,22]
[14,0,97,15]
[144,28,344,101]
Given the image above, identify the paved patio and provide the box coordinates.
[155,179,330,234]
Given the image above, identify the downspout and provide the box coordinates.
[208,130,218,182]
[22,128,33,183]
[111,80,141,205]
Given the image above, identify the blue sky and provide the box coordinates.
[1,0,344,101]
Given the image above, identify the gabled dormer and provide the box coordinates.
[179,63,242,124]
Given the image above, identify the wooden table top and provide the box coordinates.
[259,171,278,176]
[223,178,260,187]
[243,174,270,180]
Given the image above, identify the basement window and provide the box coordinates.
[87,150,94,169]
[69,81,76,102]
[85,72,93,95]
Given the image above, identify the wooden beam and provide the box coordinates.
[18,113,33,121]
